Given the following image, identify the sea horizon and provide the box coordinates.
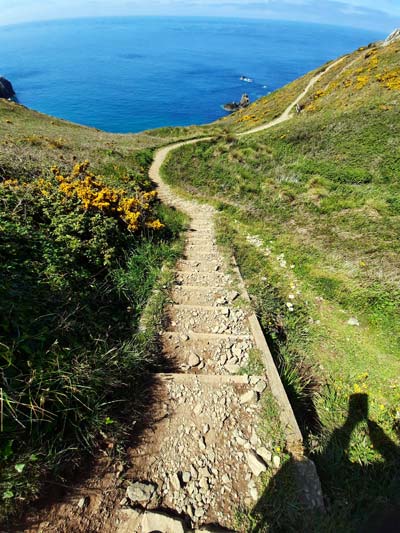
[0,16,385,133]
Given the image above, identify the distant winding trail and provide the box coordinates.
[150,56,347,176]
[238,55,346,136]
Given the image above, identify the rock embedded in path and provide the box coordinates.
[77,496,88,509]
[170,473,181,491]
[247,450,267,476]
[117,508,142,533]
[240,390,258,405]
[256,447,272,464]
[228,290,240,302]
[273,455,281,469]
[254,380,267,394]
[226,363,240,374]
[188,352,201,367]
[182,471,191,483]
[141,510,186,533]
[126,481,156,504]
[250,486,258,501]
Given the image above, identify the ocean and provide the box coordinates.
[0,17,383,133]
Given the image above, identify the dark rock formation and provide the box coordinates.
[223,93,250,113]
[0,77,15,99]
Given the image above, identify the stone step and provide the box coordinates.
[161,332,255,375]
[176,259,224,273]
[162,331,252,341]
[186,237,217,243]
[184,248,219,257]
[186,229,214,235]
[175,271,234,287]
[166,304,250,336]
[185,241,218,248]
[170,285,240,306]
[183,250,222,262]
[124,372,270,530]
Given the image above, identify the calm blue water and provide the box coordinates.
[0,17,383,133]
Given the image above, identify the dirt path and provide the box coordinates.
[18,58,346,533]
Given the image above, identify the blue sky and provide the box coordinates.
[0,0,399,32]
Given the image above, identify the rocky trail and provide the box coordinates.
[116,169,273,532]
[15,57,351,533]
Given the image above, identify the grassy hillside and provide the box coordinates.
[0,101,221,521]
[163,37,400,531]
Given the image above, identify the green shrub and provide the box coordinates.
[0,164,182,518]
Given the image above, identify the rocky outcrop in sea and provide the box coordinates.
[0,77,15,99]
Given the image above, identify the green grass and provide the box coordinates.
[162,39,400,531]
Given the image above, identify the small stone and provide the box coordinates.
[194,403,203,415]
[231,345,242,358]
[126,482,156,504]
[182,471,191,483]
[199,477,209,490]
[347,317,360,326]
[199,467,210,478]
[195,507,205,517]
[181,334,190,341]
[226,363,240,374]
[250,487,258,501]
[256,447,272,464]
[170,473,181,491]
[247,451,267,476]
[228,290,240,301]
[250,431,258,446]
[240,390,258,404]
[203,423,210,434]
[236,436,246,446]
[221,474,230,484]
[199,437,206,450]
[254,380,267,394]
[188,353,201,367]
[273,455,281,469]
[77,496,88,509]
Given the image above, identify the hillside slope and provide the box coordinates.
[163,35,400,531]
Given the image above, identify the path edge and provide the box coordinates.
[230,255,325,511]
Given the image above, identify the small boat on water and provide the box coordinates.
[240,75,253,83]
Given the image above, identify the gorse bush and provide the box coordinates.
[53,161,164,232]
[0,162,179,516]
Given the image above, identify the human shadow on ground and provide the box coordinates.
[251,393,400,532]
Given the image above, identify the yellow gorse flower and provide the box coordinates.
[51,161,164,232]
[376,69,400,91]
